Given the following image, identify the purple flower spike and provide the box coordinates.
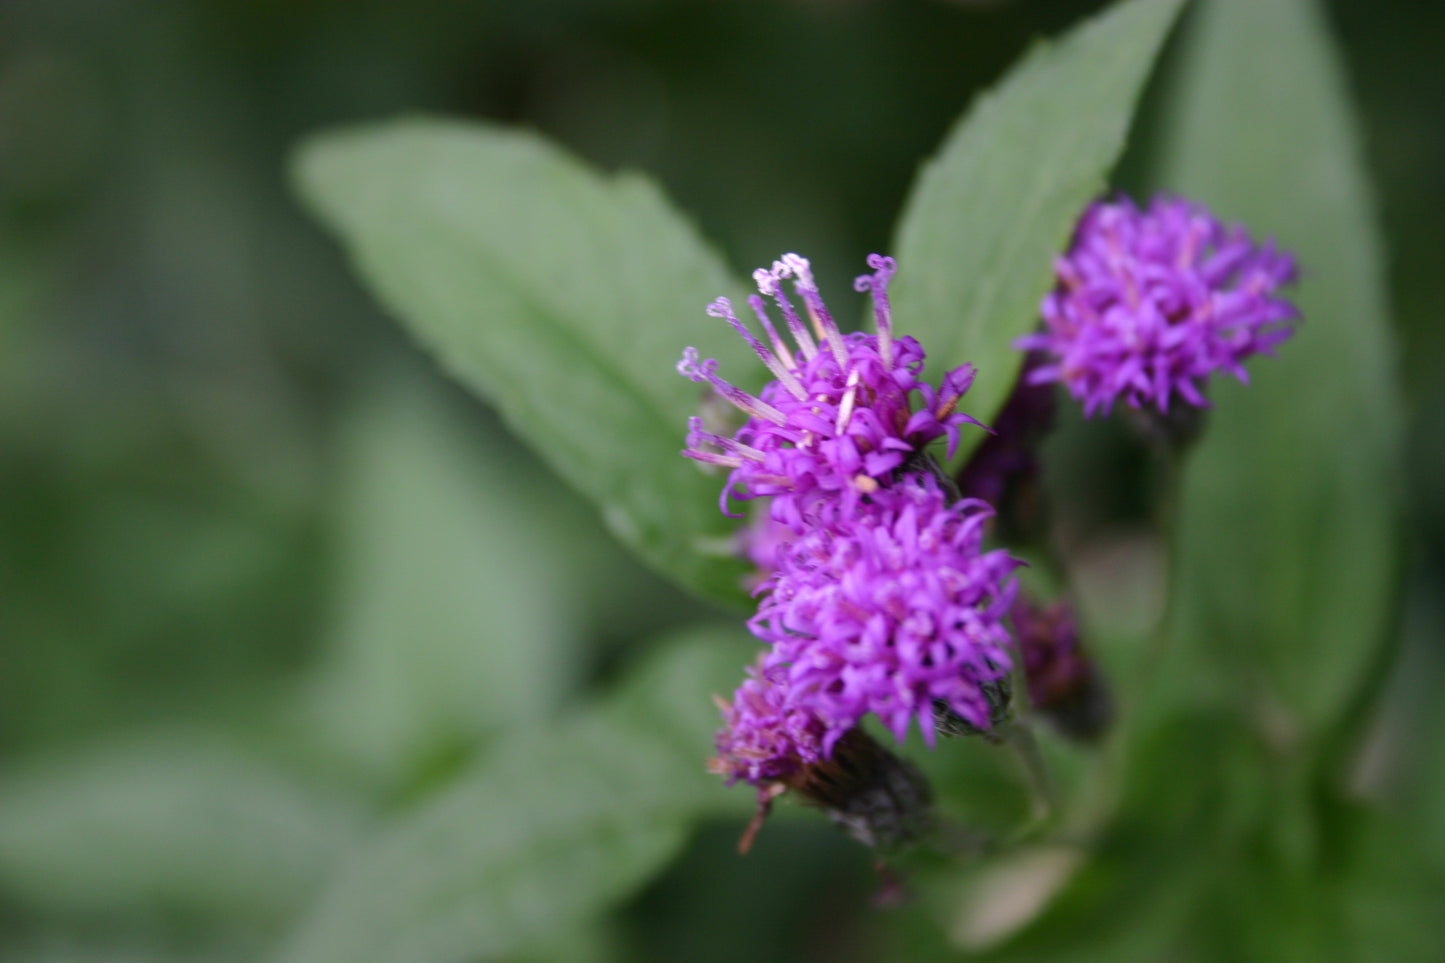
[1019,195,1300,418]
[679,254,986,527]
[751,474,1023,751]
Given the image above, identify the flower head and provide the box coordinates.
[710,656,933,853]
[734,510,794,590]
[1018,195,1299,417]
[750,474,1022,751]
[710,655,826,789]
[679,254,985,527]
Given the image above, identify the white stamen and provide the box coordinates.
[836,367,860,433]
[752,267,778,297]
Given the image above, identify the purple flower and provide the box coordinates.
[679,254,985,527]
[750,474,1022,751]
[734,511,794,591]
[710,656,933,853]
[710,654,826,789]
[1018,195,1299,417]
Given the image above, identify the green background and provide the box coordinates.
[1,0,1440,960]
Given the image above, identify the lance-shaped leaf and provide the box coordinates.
[891,0,1186,466]
[292,121,753,606]
[304,373,582,787]
[0,733,362,923]
[273,626,753,963]
[1153,0,1404,732]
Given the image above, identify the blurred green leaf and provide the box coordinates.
[291,120,753,608]
[1152,0,1405,732]
[0,951,232,963]
[275,625,753,963]
[951,714,1268,963]
[1329,807,1445,963]
[513,919,625,963]
[905,710,1443,963]
[0,733,362,923]
[304,373,582,787]
[890,0,1185,466]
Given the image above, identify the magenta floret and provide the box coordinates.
[679,254,985,526]
[1019,195,1299,417]
[750,474,1022,752]
[710,655,827,787]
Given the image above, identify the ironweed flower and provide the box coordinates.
[710,655,826,790]
[679,253,985,529]
[751,474,1022,752]
[1018,195,1299,417]
[734,511,794,590]
[711,656,932,853]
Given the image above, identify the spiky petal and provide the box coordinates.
[680,254,985,525]
[751,474,1022,752]
[1019,195,1299,417]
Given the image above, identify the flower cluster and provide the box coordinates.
[679,253,983,529]
[709,655,825,788]
[1019,195,1299,417]
[680,198,1301,854]
[752,474,1021,752]
[710,654,934,854]
[681,254,1020,822]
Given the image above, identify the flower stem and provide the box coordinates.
[996,719,1056,829]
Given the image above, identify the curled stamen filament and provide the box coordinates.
[761,263,819,362]
[678,347,790,426]
[781,253,849,368]
[708,299,807,401]
[854,254,898,370]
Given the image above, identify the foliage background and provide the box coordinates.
[1,0,1441,960]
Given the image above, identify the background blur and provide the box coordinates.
[1,1,1440,960]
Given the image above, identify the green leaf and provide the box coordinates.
[274,625,754,963]
[1152,0,1405,732]
[0,733,362,922]
[304,372,583,786]
[291,119,753,607]
[891,0,1186,466]
[513,919,625,963]
[949,714,1268,963]
[0,950,232,963]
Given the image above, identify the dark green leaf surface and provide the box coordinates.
[970,719,1443,963]
[1154,0,1404,732]
[891,0,1186,466]
[274,626,754,963]
[292,121,753,606]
